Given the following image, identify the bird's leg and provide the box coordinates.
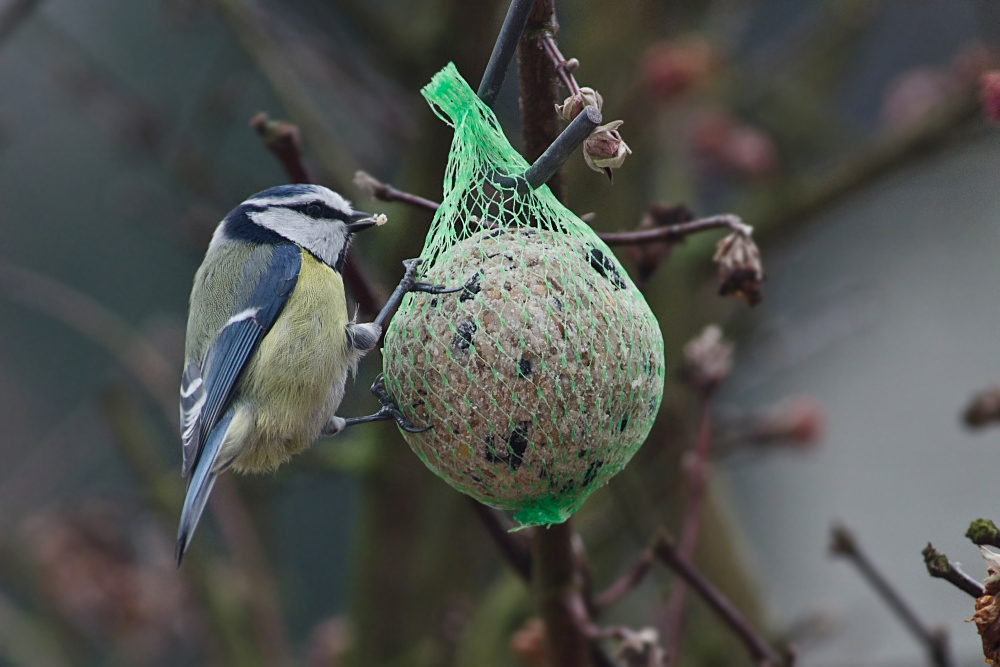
[373,258,462,329]
[337,374,430,434]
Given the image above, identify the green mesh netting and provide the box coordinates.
[382,63,665,527]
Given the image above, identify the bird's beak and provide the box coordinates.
[346,210,379,233]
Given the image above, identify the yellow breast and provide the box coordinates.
[232,250,350,471]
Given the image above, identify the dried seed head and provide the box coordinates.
[963,386,1000,429]
[583,120,632,180]
[981,71,1000,124]
[741,396,826,450]
[614,628,666,667]
[713,229,764,306]
[682,325,733,393]
[969,547,1000,664]
[555,86,603,122]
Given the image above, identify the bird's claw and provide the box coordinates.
[371,374,431,434]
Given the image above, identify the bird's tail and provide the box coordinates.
[176,409,234,565]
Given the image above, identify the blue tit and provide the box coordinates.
[176,184,388,563]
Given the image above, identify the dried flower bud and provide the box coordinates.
[981,71,1000,124]
[510,618,547,667]
[306,617,353,667]
[641,37,717,100]
[693,111,777,178]
[969,547,1000,663]
[740,396,826,450]
[880,67,956,131]
[613,628,666,667]
[964,386,1000,429]
[583,120,632,180]
[555,86,603,122]
[713,229,763,306]
[621,203,694,288]
[682,325,732,392]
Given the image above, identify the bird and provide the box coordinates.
[176,184,448,564]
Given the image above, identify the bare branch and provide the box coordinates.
[923,542,985,598]
[592,548,656,613]
[653,530,785,667]
[354,171,441,213]
[831,525,954,667]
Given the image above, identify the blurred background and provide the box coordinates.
[2,0,1000,665]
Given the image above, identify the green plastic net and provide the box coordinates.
[382,64,665,527]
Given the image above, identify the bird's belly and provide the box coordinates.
[227,254,351,472]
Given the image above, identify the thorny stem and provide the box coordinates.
[832,525,954,667]
[662,394,714,665]
[540,32,581,96]
[653,530,786,667]
[601,214,752,246]
[251,113,383,318]
[923,542,985,599]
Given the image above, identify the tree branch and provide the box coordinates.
[653,530,785,667]
[540,32,581,96]
[600,214,751,246]
[465,498,533,581]
[662,394,715,664]
[592,547,656,613]
[831,525,953,667]
[923,542,985,599]
[354,171,441,213]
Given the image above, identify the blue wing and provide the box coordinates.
[180,243,302,477]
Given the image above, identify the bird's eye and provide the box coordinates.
[306,204,322,217]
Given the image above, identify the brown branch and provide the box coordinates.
[662,394,715,665]
[600,214,751,246]
[923,542,985,599]
[250,112,311,184]
[539,32,581,96]
[592,547,656,613]
[831,525,953,667]
[533,521,591,667]
[653,530,785,667]
[250,113,383,318]
[517,2,591,665]
[465,497,533,581]
[354,171,441,214]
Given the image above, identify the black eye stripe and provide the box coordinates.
[286,201,346,220]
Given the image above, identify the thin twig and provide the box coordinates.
[662,394,714,665]
[354,171,441,213]
[465,498,533,581]
[923,542,985,599]
[600,214,752,246]
[831,525,953,667]
[539,32,581,96]
[592,547,656,613]
[653,530,785,667]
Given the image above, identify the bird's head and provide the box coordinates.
[218,184,382,271]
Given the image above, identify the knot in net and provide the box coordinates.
[382,64,665,527]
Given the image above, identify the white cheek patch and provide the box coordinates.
[248,208,346,267]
